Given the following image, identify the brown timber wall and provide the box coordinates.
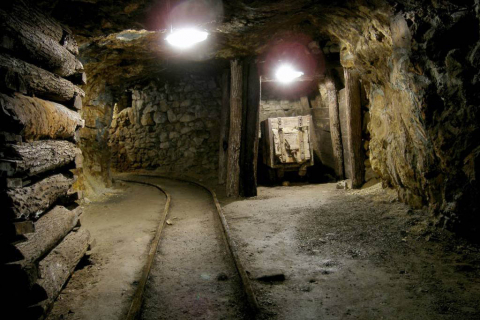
[0,1,90,318]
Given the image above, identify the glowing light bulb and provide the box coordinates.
[275,65,304,83]
[165,28,208,49]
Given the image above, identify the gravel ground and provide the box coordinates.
[221,182,480,320]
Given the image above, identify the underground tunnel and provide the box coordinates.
[1,0,480,319]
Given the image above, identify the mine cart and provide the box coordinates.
[261,115,314,180]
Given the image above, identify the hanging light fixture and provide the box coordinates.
[165,28,209,49]
[275,64,304,83]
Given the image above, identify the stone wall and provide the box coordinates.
[78,79,114,195]
[322,1,480,236]
[108,74,221,175]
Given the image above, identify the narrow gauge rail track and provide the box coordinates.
[117,175,259,320]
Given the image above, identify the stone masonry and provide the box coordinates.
[108,74,221,174]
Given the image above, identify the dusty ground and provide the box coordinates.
[221,182,480,320]
[134,176,249,320]
[47,182,166,320]
[47,175,249,320]
[46,176,480,320]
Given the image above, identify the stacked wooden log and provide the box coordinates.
[0,1,90,318]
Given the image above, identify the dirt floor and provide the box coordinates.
[46,176,480,320]
[221,182,480,320]
[47,182,166,320]
[134,176,249,320]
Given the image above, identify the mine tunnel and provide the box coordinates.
[1,0,480,319]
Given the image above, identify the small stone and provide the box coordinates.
[154,111,167,124]
[167,109,176,122]
[181,126,193,134]
[179,113,196,122]
[180,100,192,107]
[193,137,204,146]
[159,100,168,112]
[160,132,168,142]
[140,112,154,126]
[336,181,347,189]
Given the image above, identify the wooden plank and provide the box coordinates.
[218,69,230,185]
[241,60,261,197]
[344,69,364,188]
[0,93,84,141]
[0,140,79,178]
[325,72,345,179]
[226,59,243,197]
[5,173,76,221]
[0,8,83,77]
[0,53,85,108]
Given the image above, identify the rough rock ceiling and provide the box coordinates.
[35,0,366,59]
[34,0,457,87]
[32,1,351,86]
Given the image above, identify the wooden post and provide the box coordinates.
[226,60,243,197]
[218,69,230,185]
[241,59,260,197]
[325,71,345,179]
[344,68,364,188]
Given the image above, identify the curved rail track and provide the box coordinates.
[117,175,258,320]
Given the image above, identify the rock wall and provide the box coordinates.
[322,0,480,236]
[78,79,114,195]
[108,74,222,174]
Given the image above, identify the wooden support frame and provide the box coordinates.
[344,68,364,188]
[218,69,230,185]
[240,59,261,197]
[226,60,243,197]
[226,58,261,197]
[325,71,345,179]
